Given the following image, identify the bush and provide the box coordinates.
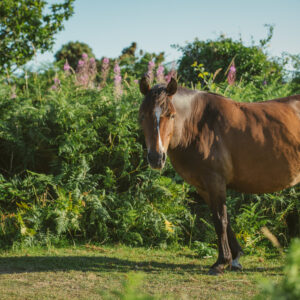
[118,42,165,79]
[0,72,196,248]
[0,60,298,252]
[175,26,284,86]
[55,41,95,70]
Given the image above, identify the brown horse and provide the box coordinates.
[138,76,300,275]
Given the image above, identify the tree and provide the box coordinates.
[0,0,75,72]
[175,25,283,86]
[119,42,137,60]
[55,41,95,70]
[288,54,300,83]
[118,42,165,78]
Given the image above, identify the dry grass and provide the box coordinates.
[0,246,284,299]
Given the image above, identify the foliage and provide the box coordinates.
[55,41,95,70]
[192,241,217,258]
[257,239,300,300]
[175,25,284,86]
[0,52,299,253]
[118,42,165,79]
[227,189,300,253]
[287,53,300,93]
[0,0,75,72]
[111,273,157,300]
[0,71,195,248]
[54,41,166,85]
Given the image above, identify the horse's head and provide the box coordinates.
[138,76,177,169]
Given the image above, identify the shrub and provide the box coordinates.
[175,26,284,86]
[0,60,298,252]
[0,72,195,248]
[118,42,165,79]
[55,41,95,70]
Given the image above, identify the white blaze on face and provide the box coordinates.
[154,106,164,152]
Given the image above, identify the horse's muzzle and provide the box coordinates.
[147,151,166,169]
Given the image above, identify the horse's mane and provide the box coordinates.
[142,84,227,117]
[177,86,227,100]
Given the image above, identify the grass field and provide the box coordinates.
[0,245,284,299]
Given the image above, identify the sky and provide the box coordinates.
[32,0,300,67]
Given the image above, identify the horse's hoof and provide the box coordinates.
[208,267,224,276]
[231,254,243,271]
[231,263,243,271]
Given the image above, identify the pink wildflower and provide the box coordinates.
[115,75,122,83]
[114,62,122,98]
[76,58,88,87]
[88,57,97,82]
[76,55,97,88]
[165,70,176,83]
[114,63,121,74]
[78,60,84,66]
[227,63,236,85]
[54,77,60,85]
[156,65,165,83]
[50,76,60,91]
[99,57,110,88]
[148,61,155,68]
[165,62,177,83]
[147,60,155,83]
[64,61,70,71]
[63,60,71,75]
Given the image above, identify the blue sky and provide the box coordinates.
[33,0,300,67]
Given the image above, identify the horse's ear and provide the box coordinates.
[166,77,177,96]
[139,76,150,95]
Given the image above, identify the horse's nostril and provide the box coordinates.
[147,152,157,164]
[147,151,166,167]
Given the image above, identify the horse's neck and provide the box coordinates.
[170,89,206,149]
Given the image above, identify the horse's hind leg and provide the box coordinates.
[227,220,243,271]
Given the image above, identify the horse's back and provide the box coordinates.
[211,94,300,193]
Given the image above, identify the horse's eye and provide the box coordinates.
[166,113,175,119]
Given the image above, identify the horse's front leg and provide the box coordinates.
[209,191,232,275]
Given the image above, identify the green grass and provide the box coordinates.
[0,245,284,299]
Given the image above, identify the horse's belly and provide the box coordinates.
[229,160,300,194]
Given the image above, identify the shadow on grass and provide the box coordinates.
[0,254,283,276]
[0,255,211,275]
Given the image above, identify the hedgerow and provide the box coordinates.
[0,60,299,254]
